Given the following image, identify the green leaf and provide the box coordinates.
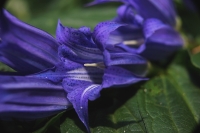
[33,112,65,133]
[0,62,15,72]
[189,51,200,69]
[137,64,200,133]
[60,88,147,133]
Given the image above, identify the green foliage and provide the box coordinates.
[0,62,14,72]
[190,51,200,69]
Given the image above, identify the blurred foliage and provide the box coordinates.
[0,62,14,72]
[5,0,119,35]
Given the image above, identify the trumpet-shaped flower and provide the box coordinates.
[0,75,71,120]
[0,9,147,132]
[88,0,184,61]
[88,0,176,26]
[0,9,60,74]
[54,21,147,132]
[0,9,71,120]
[96,18,184,61]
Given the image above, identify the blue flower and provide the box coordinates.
[0,75,71,120]
[100,18,184,61]
[0,9,147,132]
[88,0,177,26]
[0,9,60,74]
[88,0,184,61]
[51,21,148,132]
[0,9,71,120]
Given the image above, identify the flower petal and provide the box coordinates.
[56,21,103,63]
[115,5,138,24]
[140,19,184,61]
[34,61,104,84]
[0,75,70,120]
[104,50,146,65]
[93,21,144,53]
[93,21,126,50]
[0,9,60,74]
[102,66,147,88]
[127,0,176,26]
[103,48,148,76]
[62,79,102,133]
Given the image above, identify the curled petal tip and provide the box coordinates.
[63,79,102,133]
[93,21,127,50]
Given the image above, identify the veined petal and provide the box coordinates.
[93,21,126,50]
[140,19,184,61]
[102,66,147,88]
[0,75,70,120]
[126,0,176,26]
[35,60,104,131]
[115,5,140,25]
[34,61,104,84]
[58,44,103,64]
[103,48,147,76]
[143,19,167,39]
[62,79,102,133]
[0,9,59,74]
[103,48,147,66]
[108,24,144,45]
[93,21,144,52]
[56,21,103,63]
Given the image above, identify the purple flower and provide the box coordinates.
[0,9,60,74]
[123,0,177,26]
[88,0,177,26]
[110,18,183,61]
[53,21,148,132]
[0,9,70,120]
[88,1,184,61]
[0,75,71,120]
[0,9,147,132]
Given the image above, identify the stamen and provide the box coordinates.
[123,39,144,46]
[84,62,105,69]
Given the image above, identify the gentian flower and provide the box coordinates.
[88,0,176,26]
[49,21,147,132]
[122,0,177,26]
[0,9,147,132]
[0,75,71,120]
[0,9,60,74]
[88,0,184,61]
[0,9,71,120]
